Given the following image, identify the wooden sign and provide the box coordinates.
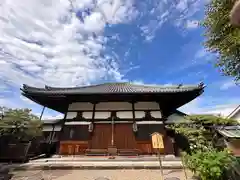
[151,132,164,149]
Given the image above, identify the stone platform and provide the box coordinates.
[0,156,196,180]
[5,155,184,171]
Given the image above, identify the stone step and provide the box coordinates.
[8,161,184,170]
[34,155,180,162]
[32,158,181,162]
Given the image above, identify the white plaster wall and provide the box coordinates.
[65,121,90,125]
[68,102,93,111]
[83,112,93,119]
[54,125,62,131]
[95,102,132,110]
[150,111,162,118]
[136,121,163,124]
[66,110,162,119]
[66,102,161,119]
[116,111,133,118]
[42,125,62,131]
[66,112,77,119]
[94,111,111,118]
[68,102,160,111]
[42,125,53,131]
[135,102,160,110]
[135,111,145,118]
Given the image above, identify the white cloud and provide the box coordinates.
[0,0,137,89]
[194,48,209,59]
[220,80,238,90]
[185,20,199,29]
[1,93,63,119]
[130,80,174,87]
[179,96,240,117]
[20,95,35,105]
[0,83,8,91]
[33,110,64,120]
[139,0,203,42]
[131,80,145,85]
[201,105,238,117]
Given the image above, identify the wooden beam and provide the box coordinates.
[59,111,68,142]
[63,118,163,122]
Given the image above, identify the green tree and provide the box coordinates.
[183,149,235,180]
[202,0,240,82]
[0,107,42,141]
[188,114,238,126]
[168,115,237,152]
[168,115,239,179]
[168,123,211,152]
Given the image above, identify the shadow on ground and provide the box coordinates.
[0,164,73,180]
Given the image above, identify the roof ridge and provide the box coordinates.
[21,82,205,94]
[23,82,204,91]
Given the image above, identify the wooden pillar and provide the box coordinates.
[39,106,45,120]
[89,102,96,148]
[132,101,136,123]
[58,112,67,155]
[110,111,116,146]
[91,103,96,123]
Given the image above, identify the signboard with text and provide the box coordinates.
[151,132,164,149]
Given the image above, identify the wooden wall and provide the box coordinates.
[59,123,174,155]
[59,141,88,155]
[89,124,111,149]
[61,125,90,141]
[115,124,136,149]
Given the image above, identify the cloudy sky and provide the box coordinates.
[0,0,239,119]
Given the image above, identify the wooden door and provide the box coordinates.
[90,124,111,149]
[114,124,136,149]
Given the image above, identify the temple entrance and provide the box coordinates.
[89,123,138,156]
[90,123,136,150]
[114,124,136,149]
[90,124,112,149]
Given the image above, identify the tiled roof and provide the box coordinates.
[21,82,205,94]
[227,105,240,119]
[217,126,240,138]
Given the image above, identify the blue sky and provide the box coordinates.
[0,0,239,119]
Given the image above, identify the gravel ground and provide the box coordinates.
[10,169,194,180]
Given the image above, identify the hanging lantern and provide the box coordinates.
[132,122,138,132]
[88,122,94,132]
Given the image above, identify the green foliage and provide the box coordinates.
[168,115,237,152]
[168,114,239,179]
[202,0,240,81]
[168,123,212,152]
[188,114,238,126]
[0,107,42,141]
[183,149,235,180]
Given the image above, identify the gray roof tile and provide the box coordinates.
[22,82,204,95]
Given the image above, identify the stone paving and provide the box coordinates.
[16,160,183,170]
[13,156,183,170]
[10,169,194,180]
